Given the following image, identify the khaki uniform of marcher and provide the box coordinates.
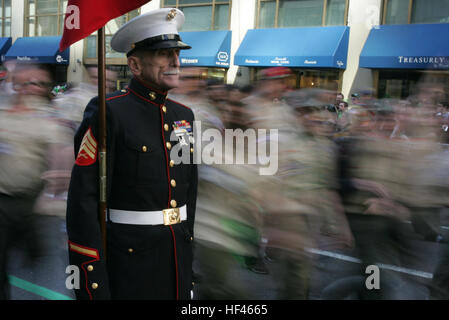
[188,94,260,299]
[405,135,449,299]
[0,96,64,299]
[245,90,316,299]
[340,131,415,299]
[54,82,97,131]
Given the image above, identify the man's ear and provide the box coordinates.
[128,56,142,77]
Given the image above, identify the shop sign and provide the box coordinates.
[181,58,199,64]
[216,51,229,66]
[398,56,449,66]
[17,56,35,61]
[304,59,317,65]
[244,59,259,64]
[56,55,68,64]
[270,57,290,65]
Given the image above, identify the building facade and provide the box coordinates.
[2,0,449,99]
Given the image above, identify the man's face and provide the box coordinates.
[12,68,52,98]
[259,79,287,98]
[133,48,181,90]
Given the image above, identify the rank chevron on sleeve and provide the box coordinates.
[75,127,98,166]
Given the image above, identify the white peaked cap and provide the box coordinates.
[111,8,191,55]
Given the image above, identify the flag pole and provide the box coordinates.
[98,27,107,257]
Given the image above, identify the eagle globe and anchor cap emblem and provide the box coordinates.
[167,9,177,21]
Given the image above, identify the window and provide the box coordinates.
[383,0,449,24]
[0,0,11,37]
[161,0,231,31]
[251,67,340,90]
[257,0,348,28]
[26,0,68,36]
[377,70,449,100]
[84,10,140,65]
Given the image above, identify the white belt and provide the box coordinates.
[108,205,187,226]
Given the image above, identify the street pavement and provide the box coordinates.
[6,216,448,300]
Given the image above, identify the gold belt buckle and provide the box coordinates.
[163,208,181,225]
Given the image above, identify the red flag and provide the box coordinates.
[59,0,151,52]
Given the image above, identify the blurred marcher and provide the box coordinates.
[336,92,344,104]
[193,159,260,299]
[409,80,445,109]
[0,61,16,96]
[174,67,260,299]
[336,105,416,299]
[245,69,350,298]
[169,67,206,106]
[86,66,118,94]
[0,63,65,299]
[205,78,227,111]
[222,84,252,130]
[0,69,9,95]
[238,84,254,100]
[335,101,351,133]
[350,88,375,107]
[401,106,449,299]
[54,66,118,131]
[243,67,295,275]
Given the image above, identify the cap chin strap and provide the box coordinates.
[126,34,181,57]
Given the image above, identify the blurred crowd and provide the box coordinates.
[1,62,449,300]
[171,66,449,300]
[0,62,118,299]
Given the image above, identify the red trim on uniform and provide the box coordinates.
[81,258,99,301]
[106,91,130,101]
[159,107,172,207]
[166,98,192,111]
[158,94,178,300]
[68,240,100,259]
[135,77,168,95]
[128,87,160,107]
[68,241,100,300]
[169,225,179,300]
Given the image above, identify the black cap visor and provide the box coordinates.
[127,34,191,57]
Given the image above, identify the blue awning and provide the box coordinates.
[179,30,231,68]
[0,37,12,62]
[360,23,449,70]
[234,26,349,69]
[5,36,70,65]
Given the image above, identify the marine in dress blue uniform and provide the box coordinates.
[66,8,197,300]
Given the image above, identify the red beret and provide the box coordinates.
[258,67,292,80]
